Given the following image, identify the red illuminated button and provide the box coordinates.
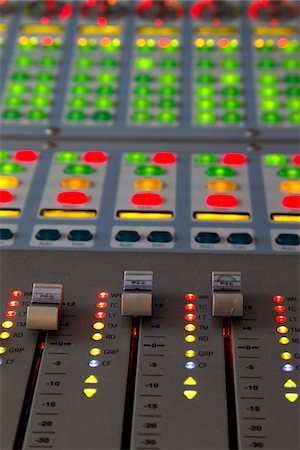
[82,151,108,164]
[56,191,89,205]
[222,153,247,166]
[131,193,163,207]
[281,195,300,209]
[152,152,177,165]
[0,190,14,203]
[206,194,238,208]
[14,150,38,163]
[293,155,300,166]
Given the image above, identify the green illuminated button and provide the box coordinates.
[158,86,177,96]
[195,111,216,123]
[159,73,178,84]
[257,40,274,52]
[135,165,164,176]
[97,85,115,95]
[220,73,240,84]
[92,111,112,121]
[286,87,300,97]
[222,112,242,123]
[73,72,92,83]
[258,73,278,84]
[287,98,300,110]
[282,59,300,70]
[0,151,9,161]
[160,59,178,68]
[75,57,93,68]
[78,40,96,51]
[222,99,241,109]
[158,98,177,109]
[220,59,239,69]
[56,152,79,163]
[261,112,281,123]
[66,111,86,121]
[15,56,33,67]
[258,58,276,69]
[31,97,50,107]
[11,71,30,81]
[2,109,22,120]
[131,111,151,122]
[135,58,155,70]
[197,43,214,53]
[32,84,53,95]
[206,166,235,177]
[135,73,153,83]
[64,164,93,175]
[259,86,279,97]
[195,99,215,110]
[196,73,214,83]
[96,73,117,83]
[288,112,300,124]
[71,85,90,95]
[134,86,152,96]
[222,86,240,96]
[260,99,280,110]
[196,59,215,69]
[100,58,118,68]
[68,97,88,108]
[280,40,298,53]
[126,153,148,163]
[0,162,23,174]
[40,56,58,67]
[5,96,24,107]
[28,110,47,121]
[265,154,287,166]
[195,86,215,97]
[18,41,37,51]
[36,71,55,81]
[132,98,152,109]
[278,167,300,178]
[195,154,217,164]
[284,74,300,83]
[94,97,114,108]
[156,111,177,123]
[8,83,26,94]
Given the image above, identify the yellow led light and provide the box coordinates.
[195,38,205,48]
[194,212,251,221]
[183,377,197,386]
[2,321,13,329]
[21,25,63,33]
[277,326,289,334]
[77,37,87,46]
[93,322,105,331]
[147,39,155,47]
[254,38,265,48]
[280,181,300,194]
[60,178,91,189]
[137,26,178,35]
[40,209,97,219]
[133,178,163,191]
[272,214,300,223]
[117,211,173,220]
[83,388,97,398]
[0,176,19,189]
[184,324,196,332]
[284,379,297,388]
[183,390,197,400]
[279,337,289,345]
[0,24,8,32]
[281,352,292,360]
[195,26,237,35]
[0,332,10,339]
[19,36,29,45]
[0,347,6,354]
[79,25,122,35]
[185,350,196,358]
[254,27,296,35]
[206,180,237,192]
[92,333,103,341]
[285,393,298,403]
[84,375,98,384]
[185,335,196,343]
[90,348,101,356]
[136,38,145,47]
[0,209,20,217]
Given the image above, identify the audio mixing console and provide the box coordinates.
[0,1,299,450]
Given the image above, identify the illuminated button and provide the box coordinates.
[287,99,300,110]
[207,180,236,192]
[279,337,289,344]
[134,179,163,191]
[220,73,240,85]
[222,153,247,166]
[195,111,216,123]
[2,109,22,120]
[36,229,61,241]
[115,230,140,243]
[0,151,9,161]
[36,72,55,81]
[31,97,50,108]
[60,178,91,190]
[67,230,93,242]
[135,165,164,176]
[260,99,280,111]
[195,99,215,110]
[2,320,13,329]
[94,98,114,108]
[4,97,24,107]
[68,98,88,108]
[66,111,86,122]
[285,393,298,402]
[28,110,48,121]
[222,99,241,109]
[185,350,196,357]
[196,73,214,84]
[0,332,10,339]
[56,192,89,205]
[71,85,90,95]
[152,152,176,165]
[261,112,281,123]
[131,193,163,207]
[282,196,300,209]
[64,164,93,175]
[133,86,152,96]
[288,112,300,124]
[195,86,215,97]
[197,59,214,69]
[56,152,78,163]
[275,233,299,246]
[158,86,177,96]
[156,111,177,123]
[135,57,155,70]
[259,86,279,97]
[281,352,292,360]
[0,176,19,189]
[278,167,300,178]
[131,111,151,123]
[183,377,197,386]
[265,154,287,166]
[183,390,197,400]
[284,379,297,388]
[293,155,300,166]
[14,150,38,163]
[195,154,217,164]
[222,112,242,123]
[85,375,98,384]
[14,56,33,66]
[83,388,97,398]
[76,57,93,68]
[0,190,14,203]
[0,347,6,354]
[96,72,117,83]
[126,153,148,164]
[282,59,300,70]
[82,151,107,164]
[0,228,13,240]
[222,87,240,97]
[73,72,92,83]
[195,232,220,244]
[206,194,238,208]
[258,73,277,84]
[276,315,287,323]
[206,167,235,177]
[8,83,26,95]
[227,233,253,245]
[92,111,112,122]
[147,231,172,243]
[90,348,101,356]
[158,99,177,109]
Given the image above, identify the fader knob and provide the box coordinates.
[23,0,73,21]
[248,0,299,22]
[136,0,183,21]
[80,0,127,20]
[191,0,239,22]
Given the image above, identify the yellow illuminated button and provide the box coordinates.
[93,322,105,330]
[185,335,196,343]
[60,178,91,189]
[285,393,298,402]
[183,377,197,386]
[117,211,173,220]
[0,176,19,189]
[84,375,98,384]
[272,214,300,223]
[279,337,289,344]
[0,209,20,217]
[206,180,237,192]
[277,326,289,334]
[0,332,10,339]
[90,348,101,356]
[284,379,297,388]
[185,350,196,358]
[133,178,163,191]
[83,388,97,398]
[183,390,197,400]
[92,333,103,341]
[2,321,13,329]
[40,209,96,219]
[194,212,251,221]
[280,181,300,194]
[185,324,196,332]
[0,346,6,354]
[281,352,292,360]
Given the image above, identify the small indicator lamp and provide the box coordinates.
[185,335,196,343]
[88,360,99,368]
[185,362,196,370]
[2,321,13,329]
[277,326,289,334]
[92,333,103,341]
[282,364,294,372]
[185,350,196,358]
[279,337,289,345]
[93,322,105,330]
[281,352,292,360]
[0,332,10,339]
[184,314,196,322]
[96,301,107,309]
[185,293,196,301]
[273,295,284,303]
[0,347,6,354]
[5,311,16,318]
[185,303,196,311]
[95,312,106,319]
[10,290,21,298]
[97,291,109,299]
[276,316,287,323]
[184,324,196,332]
[7,300,19,308]
[274,305,285,313]
[90,348,101,356]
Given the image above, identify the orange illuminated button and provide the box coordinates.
[293,155,300,166]
[280,180,300,194]
[0,190,14,203]
[56,191,89,205]
[152,152,176,165]
[82,151,107,164]
[206,180,237,192]
[60,178,91,189]
[14,150,38,163]
[133,178,163,191]
[281,195,300,209]
[0,176,19,189]
[222,153,247,166]
[131,193,163,206]
[206,194,238,208]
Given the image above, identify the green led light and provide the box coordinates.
[96,72,117,84]
[195,98,215,110]
[278,167,300,178]
[284,74,300,84]
[73,72,92,83]
[75,57,93,68]
[14,56,33,67]
[132,98,152,109]
[71,85,90,95]
[131,111,151,122]
[11,71,30,81]
[264,154,287,166]
[0,151,9,161]
[39,56,58,67]
[158,86,177,96]
[100,58,118,68]
[27,110,47,121]
[31,97,50,107]
[0,162,23,174]
[282,59,300,70]
[196,73,214,83]
[156,111,177,123]
[195,154,217,164]
[64,164,93,175]
[287,98,300,110]
[288,112,300,124]
[286,87,300,97]
[135,165,164,176]
[159,73,178,84]
[126,153,148,163]
[222,112,242,123]
[222,99,241,109]
[36,71,55,81]
[2,109,21,120]
[66,110,86,121]
[257,39,274,52]
[56,152,79,163]
[134,86,152,96]
[92,111,112,121]
[135,57,155,70]
[280,40,298,54]
[158,98,177,109]
[78,40,96,51]
[97,85,115,95]
[258,59,276,69]
[222,86,240,97]
[260,99,280,111]
[8,83,26,95]
[195,86,215,97]
[259,86,279,97]
[196,59,215,69]
[261,112,281,123]
[195,111,216,123]
[135,73,153,83]
[32,84,53,95]
[206,166,235,177]
[220,59,239,69]
[94,97,114,108]
[136,39,155,52]
[18,41,37,51]
[68,97,88,108]
[258,73,278,84]
[5,96,24,107]
[220,73,241,85]
[160,59,178,68]
[196,42,214,53]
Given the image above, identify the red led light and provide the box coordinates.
[293,155,300,166]
[274,305,285,313]
[58,3,73,20]
[270,18,279,26]
[273,295,284,303]
[95,311,106,319]
[97,17,107,26]
[131,193,163,207]
[42,36,54,46]
[154,18,163,26]
[185,313,196,322]
[281,195,300,210]
[40,16,50,24]
[5,310,16,318]
[158,37,170,48]
[218,38,229,48]
[0,190,14,204]
[82,151,108,164]
[100,37,111,47]
[277,38,289,49]
[185,293,196,301]
[152,152,176,165]
[8,300,19,308]
[56,191,89,205]
[97,291,109,299]
[206,194,238,208]
[276,315,287,323]
[14,150,38,163]
[10,290,22,298]
[222,153,247,166]
[96,301,107,309]
[185,303,196,311]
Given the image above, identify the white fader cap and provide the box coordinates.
[121,271,153,317]
[212,272,243,317]
[27,283,63,330]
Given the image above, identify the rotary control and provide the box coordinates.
[248,0,299,22]
[191,0,240,21]
[136,0,183,21]
[80,0,127,20]
[23,0,73,21]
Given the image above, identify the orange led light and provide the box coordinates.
[277,38,289,48]
[218,37,229,48]
[185,303,196,311]
[185,314,196,322]
[96,301,107,309]
[7,300,19,308]
[100,37,111,47]
[97,291,108,299]
[274,305,285,313]
[10,290,21,298]
[95,312,106,319]
[277,326,289,334]
[273,295,284,303]
[185,293,196,301]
